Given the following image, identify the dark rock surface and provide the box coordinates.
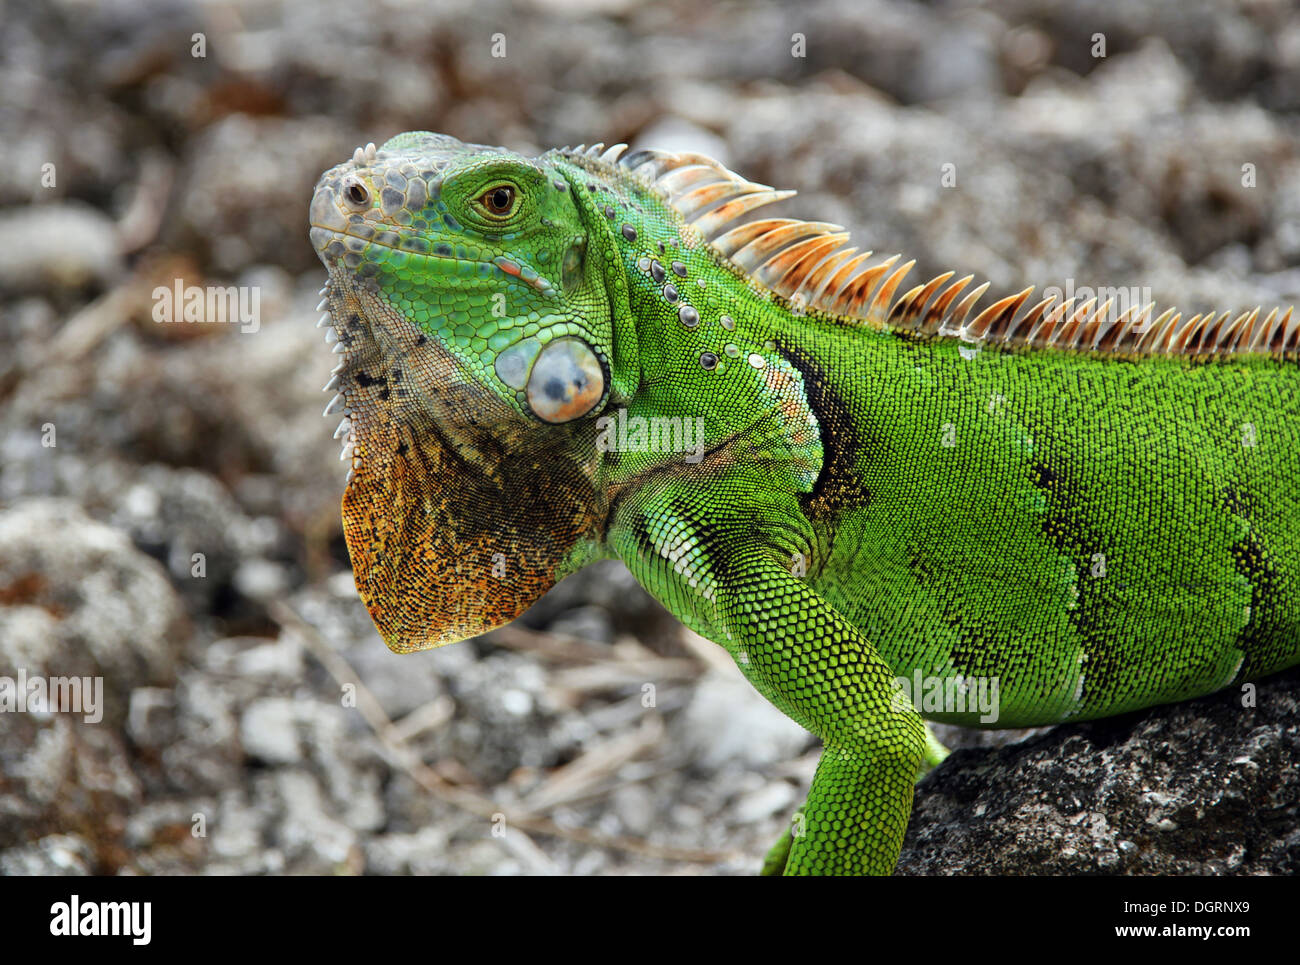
[904,667,1300,875]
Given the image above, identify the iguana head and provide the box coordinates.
[310,132,633,424]
[309,133,633,652]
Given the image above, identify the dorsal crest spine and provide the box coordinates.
[560,143,1299,357]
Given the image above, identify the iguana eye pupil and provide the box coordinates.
[483,186,515,215]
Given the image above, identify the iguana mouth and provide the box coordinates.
[309,223,466,263]
[309,221,486,272]
[310,223,556,298]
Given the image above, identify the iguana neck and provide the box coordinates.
[551,155,641,406]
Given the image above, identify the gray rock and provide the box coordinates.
[678,671,812,770]
[208,788,270,863]
[239,699,304,765]
[732,781,800,826]
[273,769,359,870]
[0,834,95,875]
[0,498,187,717]
[364,826,451,875]
[126,687,178,747]
[610,783,658,837]
[0,203,120,291]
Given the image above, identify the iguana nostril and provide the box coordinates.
[525,337,604,423]
[343,177,370,208]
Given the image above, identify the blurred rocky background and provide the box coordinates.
[1,0,1298,875]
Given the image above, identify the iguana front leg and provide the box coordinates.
[608,475,926,875]
[762,725,949,874]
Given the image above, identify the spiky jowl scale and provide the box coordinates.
[310,133,1300,875]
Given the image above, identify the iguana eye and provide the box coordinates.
[525,337,604,423]
[480,185,516,217]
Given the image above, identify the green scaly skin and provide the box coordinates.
[310,132,1300,875]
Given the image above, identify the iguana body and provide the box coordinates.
[309,133,1300,875]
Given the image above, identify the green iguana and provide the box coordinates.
[309,132,1300,875]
